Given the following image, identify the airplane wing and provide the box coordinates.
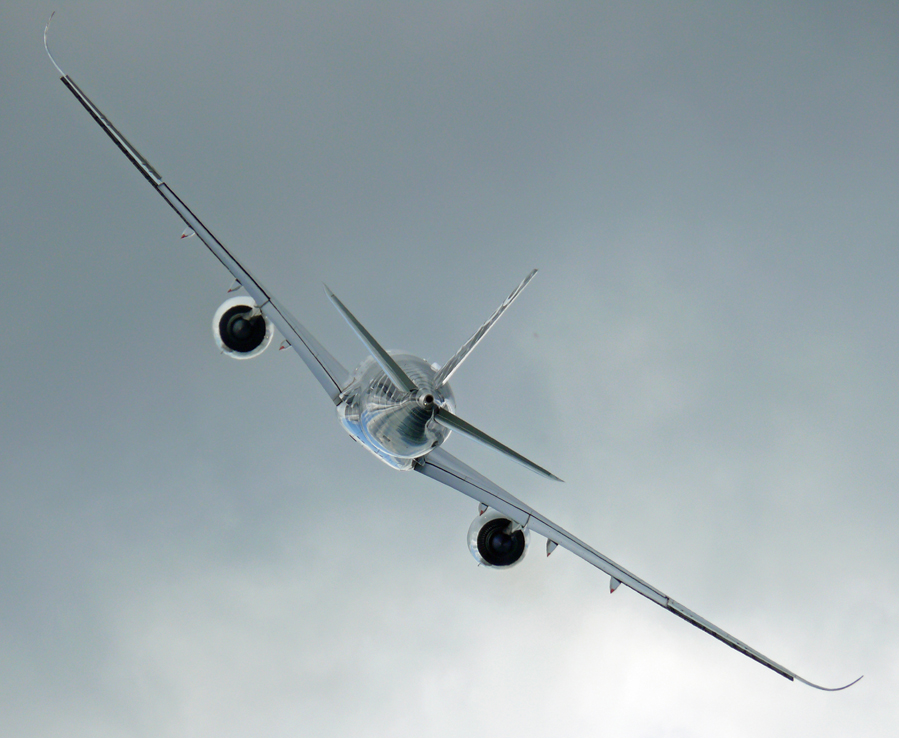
[415,447,862,691]
[45,15,348,403]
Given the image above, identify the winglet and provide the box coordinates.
[44,12,66,77]
[794,674,864,692]
[666,598,863,691]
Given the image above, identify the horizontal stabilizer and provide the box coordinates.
[324,285,418,393]
[45,12,349,402]
[433,407,561,482]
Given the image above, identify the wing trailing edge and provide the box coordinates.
[416,447,862,691]
[45,13,348,402]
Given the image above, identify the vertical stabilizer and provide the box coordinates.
[434,269,537,388]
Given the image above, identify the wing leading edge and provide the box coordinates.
[48,15,860,691]
[415,447,862,691]
[45,14,348,402]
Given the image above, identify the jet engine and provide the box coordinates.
[212,296,274,359]
[467,509,529,569]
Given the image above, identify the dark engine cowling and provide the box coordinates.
[467,510,529,569]
[212,296,274,360]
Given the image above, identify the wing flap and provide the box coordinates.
[416,447,862,690]
[159,186,349,402]
[47,23,348,403]
[417,448,664,604]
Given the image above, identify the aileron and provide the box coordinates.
[46,12,861,691]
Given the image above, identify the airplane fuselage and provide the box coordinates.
[337,353,456,470]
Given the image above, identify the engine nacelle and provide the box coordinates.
[467,510,529,569]
[212,296,274,360]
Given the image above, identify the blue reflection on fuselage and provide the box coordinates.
[337,353,456,470]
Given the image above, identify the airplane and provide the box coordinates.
[44,13,861,691]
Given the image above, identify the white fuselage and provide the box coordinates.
[337,353,456,470]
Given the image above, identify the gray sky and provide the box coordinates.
[3,2,898,736]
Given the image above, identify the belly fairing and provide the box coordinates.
[337,354,455,468]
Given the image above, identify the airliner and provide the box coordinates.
[44,13,860,691]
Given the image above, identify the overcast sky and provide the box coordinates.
[3,2,898,736]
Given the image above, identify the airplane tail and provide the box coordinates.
[434,269,537,388]
[324,277,560,481]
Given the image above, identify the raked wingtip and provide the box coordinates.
[794,673,863,692]
[44,11,65,77]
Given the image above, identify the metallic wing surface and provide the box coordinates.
[415,448,862,691]
[43,13,348,403]
[45,15,860,691]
